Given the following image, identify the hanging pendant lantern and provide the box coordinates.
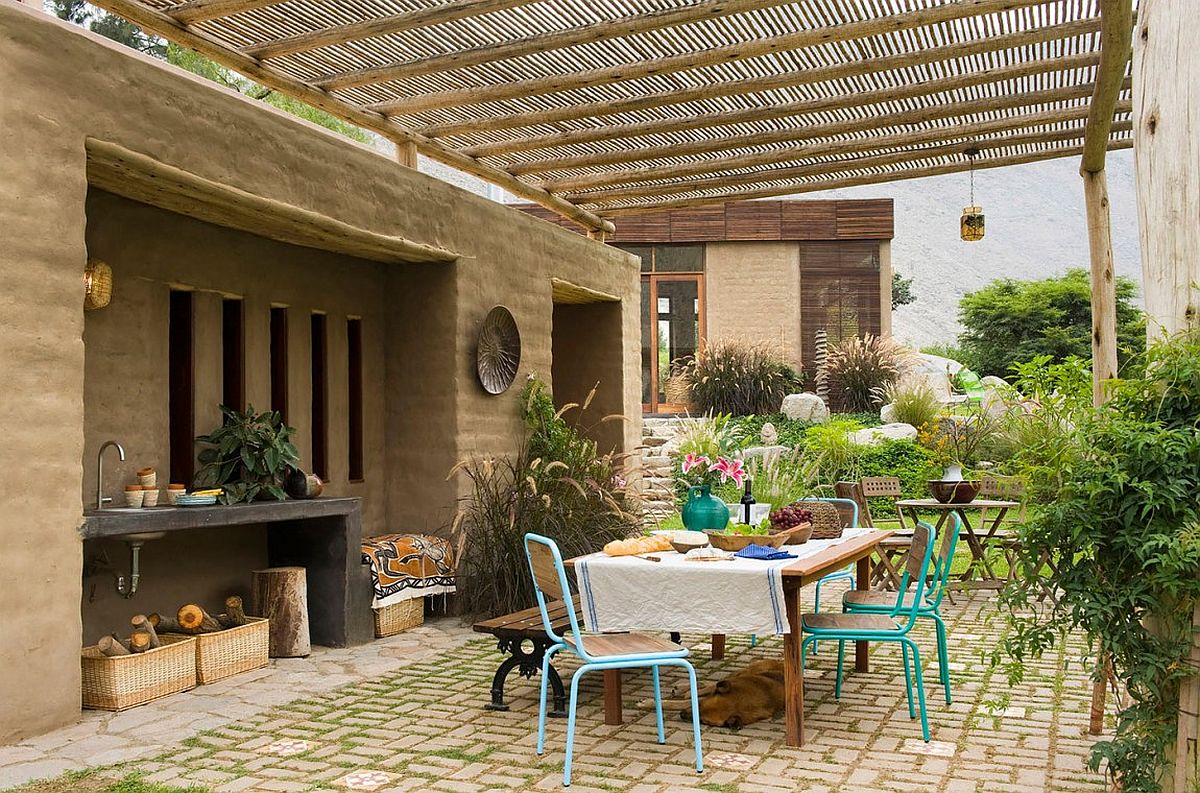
[960,145,985,242]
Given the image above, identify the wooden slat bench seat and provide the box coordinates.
[472,597,581,717]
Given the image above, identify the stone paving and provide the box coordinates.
[3,588,1109,792]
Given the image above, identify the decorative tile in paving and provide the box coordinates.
[705,751,760,771]
[335,769,394,790]
[901,738,957,756]
[260,738,311,756]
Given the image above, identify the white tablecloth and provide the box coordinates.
[575,529,874,636]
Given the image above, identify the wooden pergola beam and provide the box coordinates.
[170,0,282,25]
[599,140,1134,216]
[547,103,1131,195]
[420,16,1103,139]
[242,0,540,61]
[464,52,1103,159]
[87,0,615,234]
[509,81,1124,176]
[311,0,792,89]
[370,0,1050,116]
[569,122,1132,205]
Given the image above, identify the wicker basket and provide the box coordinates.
[81,635,196,711]
[664,374,692,407]
[166,618,270,684]
[808,501,846,540]
[374,597,424,638]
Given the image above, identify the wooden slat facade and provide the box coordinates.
[516,199,895,243]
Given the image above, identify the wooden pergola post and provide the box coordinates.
[1079,0,1134,737]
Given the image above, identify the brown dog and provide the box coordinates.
[637,659,785,729]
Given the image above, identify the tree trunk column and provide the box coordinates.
[1134,0,1200,339]
[252,566,311,657]
[1083,169,1118,406]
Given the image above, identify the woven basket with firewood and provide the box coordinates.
[156,596,270,684]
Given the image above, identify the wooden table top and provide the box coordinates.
[895,498,1019,509]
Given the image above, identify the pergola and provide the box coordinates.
[79,0,1196,759]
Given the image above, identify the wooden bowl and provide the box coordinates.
[705,531,787,552]
[928,479,981,504]
[774,522,814,545]
[671,538,710,554]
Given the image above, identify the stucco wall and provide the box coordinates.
[704,241,802,368]
[0,0,639,743]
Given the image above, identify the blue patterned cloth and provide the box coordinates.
[734,544,798,560]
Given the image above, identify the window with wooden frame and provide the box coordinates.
[346,317,364,482]
[221,297,244,413]
[269,306,288,422]
[310,313,328,479]
[168,289,194,486]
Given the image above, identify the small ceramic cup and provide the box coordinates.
[124,486,145,508]
[137,468,157,488]
[142,488,160,507]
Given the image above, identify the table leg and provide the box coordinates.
[956,510,994,584]
[784,584,804,746]
[711,634,726,661]
[602,670,623,725]
[855,557,870,673]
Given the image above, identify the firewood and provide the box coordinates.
[148,612,184,633]
[219,595,249,628]
[177,603,223,634]
[97,634,129,657]
[130,614,160,649]
[129,630,154,653]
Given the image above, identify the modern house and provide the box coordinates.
[520,200,895,413]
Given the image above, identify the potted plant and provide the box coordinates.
[194,405,300,504]
[918,407,999,503]
[678,453,746,530]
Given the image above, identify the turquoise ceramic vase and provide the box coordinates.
[681,485,730,531]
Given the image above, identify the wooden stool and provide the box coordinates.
[252,566,310,657]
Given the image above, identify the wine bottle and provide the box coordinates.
[740,477,755,526]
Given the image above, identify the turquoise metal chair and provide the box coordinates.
[800,522,938,742]
[523,533,704,787]
[842,515,962,704]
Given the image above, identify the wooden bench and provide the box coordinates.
[473,597,579,717]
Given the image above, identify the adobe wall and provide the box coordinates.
[704,241,803,368]
[0,0,638,742]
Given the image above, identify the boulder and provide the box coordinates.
[759,422,778,445]
[880,402,898,423]
[980,375,1008,389]
[780,393,829,423]
[896,353,962,402]
[740,445,790,462]
[849,422,919,446]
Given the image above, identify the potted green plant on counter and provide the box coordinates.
[194,405,299,504]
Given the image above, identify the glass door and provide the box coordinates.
[642,274,704,414]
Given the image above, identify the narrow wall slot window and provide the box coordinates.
[222,298,244,413]
[168,289,195,486]
[347,318,364,482]
[270,307,288,422]
[310,313,328,479]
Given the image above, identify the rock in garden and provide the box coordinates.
[780,393,829,423]
[848,422,919,446]
[896,353,962,402]
[740,445,790,461]
[759,422,778,445]
[880,402,898,423]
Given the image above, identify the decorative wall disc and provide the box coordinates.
[476,306,521,394]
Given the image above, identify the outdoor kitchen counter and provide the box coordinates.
[81,497,375,647]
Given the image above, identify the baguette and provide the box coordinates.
[603,534,673,557]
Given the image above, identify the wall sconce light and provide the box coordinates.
[84,259,113,310]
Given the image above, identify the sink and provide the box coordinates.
[120,531,168,542]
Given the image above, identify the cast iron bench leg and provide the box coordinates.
[485,636,566,717]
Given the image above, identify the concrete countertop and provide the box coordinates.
[80,497,362,540]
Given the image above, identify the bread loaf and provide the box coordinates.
[603,534,673,556]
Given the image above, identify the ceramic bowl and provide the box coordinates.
[928,479,981,504]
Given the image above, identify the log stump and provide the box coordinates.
[252,566,310,657]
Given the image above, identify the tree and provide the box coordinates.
[957,268,1144,377]
[892,270,915,309]
[51,0,164,56]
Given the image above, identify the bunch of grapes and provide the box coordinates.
[769,504,813,532]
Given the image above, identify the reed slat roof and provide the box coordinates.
[95,0,1135,232]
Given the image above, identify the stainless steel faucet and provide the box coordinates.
[97,440,126,509]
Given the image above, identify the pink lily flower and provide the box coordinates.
[681,453,710,474]
[712,457,746,487]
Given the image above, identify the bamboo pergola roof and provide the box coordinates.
[93,0,1136,233]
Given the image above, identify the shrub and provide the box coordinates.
[452,379,639,619]
[675,413,743,460]
[825,334,906,412]
[997,331,1200,789]
[712,448,823,508]
[726,413,813,449]
[881,382,943,433]
[958,268,1144,377]
[682,340,801,416]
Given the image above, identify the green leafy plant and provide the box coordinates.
[452,379,639,619]
[712,448,823,507]
[681,340,801,416]
[803,418,865,484]
[194,405,299,504]
[958,268,1144,377]
[826,334,906,412]
[996,331,1200,790]
[880,381,944,432]
[918,404,1002,472]
[675,413,743,460]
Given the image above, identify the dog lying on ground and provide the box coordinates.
[636,659,784,729]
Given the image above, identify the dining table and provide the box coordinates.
[565,528,891,747]
[894,498,1020,590]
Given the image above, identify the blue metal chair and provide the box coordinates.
[842,515,962,704]
[523,534,704,787]
[800,522,938,742]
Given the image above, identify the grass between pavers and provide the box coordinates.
[11,768,211,793]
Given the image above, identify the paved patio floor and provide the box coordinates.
[3,588,1108,792]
